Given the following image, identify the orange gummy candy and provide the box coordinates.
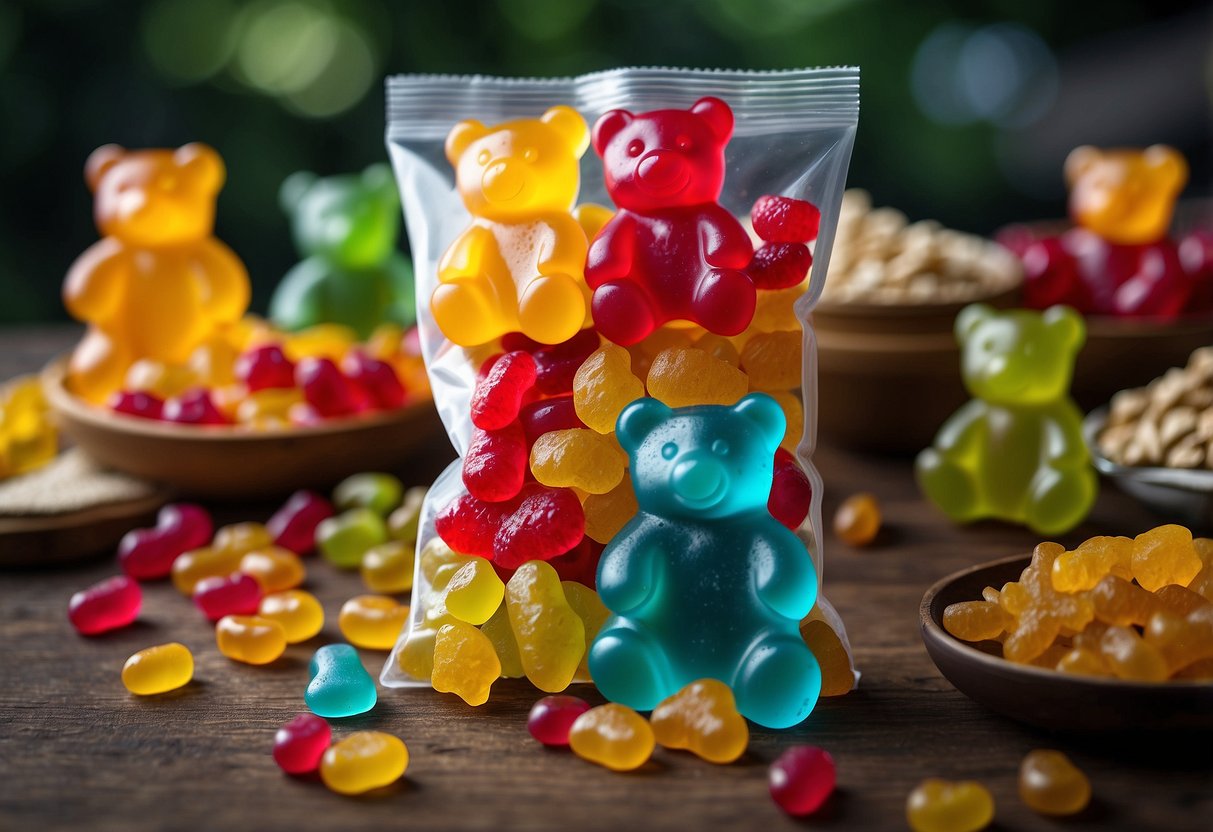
[650,679,749,764]
[943,601,1011,642]
[646,347,749,408]
[1132,524,1202,593]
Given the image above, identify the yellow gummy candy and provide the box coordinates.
[800,611,856,697]
[650,678,749,765]
[573,343,645,434]
[1099,625,1168,682]
[258,589,324,643]
[1132,524,1202,592]
[432,621,502,706]
[281,323,357,362]
[320,731,408,796]
[122,642,193,695]
[1051,536,1132,593]
[239,546,305,593]
[906,778,995,832]
[582,472,638,544]
[693,333,740,366]
[397,626,437,681]
[740,330,802,391]
[646,347,749,408]
[0,376,57,479]
[569,703,655,772]
[444,556,505,626]
[505,560,585,692]
[216,615,287,665]
[361,540,415,594]
[339,595,410,650]
[943,601,1010,642]
[530,428,627,494]
[480,605,525,678]
[561,580,610,682]
[768,390,804,453]
[171,546,243,596]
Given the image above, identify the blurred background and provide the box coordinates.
[0,0,1208,324]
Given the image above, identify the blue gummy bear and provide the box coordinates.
[588,392,821,729]
[305,644,377,718]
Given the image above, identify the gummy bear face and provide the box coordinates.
[617,393,783,520]
[446,106,589,223]
[87,144,224,247]
[955,304,1085,406]
[592,97,733,213]
[280,165,400,269]
[1065,145,1187,245]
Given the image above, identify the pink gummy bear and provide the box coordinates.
[587,97,755,345]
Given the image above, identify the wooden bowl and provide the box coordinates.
[41,357,447,501]
[920,554,1213,733]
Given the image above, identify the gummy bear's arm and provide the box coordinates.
[63,238,129,325]
[753,527,817,622]
[437,225,497,283]
[584,213,636,290]
[932,400,987,456]
[596,521,663,614]
[194,239,250,324]
[268,258,328,331]
[536,213,590,280]
[1042,402,1089,466]
[699,206,753,269]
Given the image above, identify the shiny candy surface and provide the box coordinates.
[338,595,409,650]
[444,557,505,626]
[122,642,193,695]
[171,546,243,596]
[69,575,141,635]
[316,509,388,569]
[267,490,335,555]
[259,590,324,643]
[769,746,836,817]
[334,472,404,517]
[117,503,213,580]
[273,713,332,775]
[192,573,262,621]
[505,561,585,692]
[906,779,995,832]
[471,351,537,430]
[215,615,287,665]
[361,541,414,594]
[239,547,306,593]
[650,679,749,764]
[529,429,627,494]
[431,621,501,706]
[1019,750,1091,816]
[646,347,749,408]
[527,694,592,746]
[306,643,377,718]
[834,493,881,547]
[573,343,645,434]
[320,732,408,796]
[568,704,655,772]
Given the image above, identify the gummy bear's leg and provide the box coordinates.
[517,273,587,345]
[431,277,502,347]
[590,281,657,347]
[915,448,982,523]
[67,328,130,404]
[692,269,756,336]
[587,619,673,712]
[1025,464,1097,535]
[732,633,821,729]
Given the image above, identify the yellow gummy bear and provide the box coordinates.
[0,376,57,479]
[505,560,585,692]
[64,144,250,403]
[1065,145,1188,245]
[647,347,750,408]
[444,556,505,626]
[432,621,502,706]
[434,106,592,347]
[649,678,749,765]
[530,428,627,494]
[574,343,645,434]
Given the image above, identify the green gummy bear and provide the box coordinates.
[270,164,415,338]
[916,303,1097,535]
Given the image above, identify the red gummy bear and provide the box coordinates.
[435,482,584,569]
[587,97,755,345]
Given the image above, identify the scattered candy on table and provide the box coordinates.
[121,642,194,695]
[526,695,592,747]
[259,589,325,643]
[649,679,749,765]
[216,614,287,665]
[319,731,409,796]
[1018,749,1091,816]
[769,745,836,817]
[834,492,882,547]
[306,644,377,718]
[68,575,141,635]
[273,713,332,776]
[906,778,995,832]
[568,703,655,772]
[338,594,410,650]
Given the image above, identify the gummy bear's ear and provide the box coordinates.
[85,144,125,192]
[955,303,994,344]
[592,109,633,156]
[175,143,225,193]
[362,163,399,206]
[278,172,316,215]
[616,397,671,450]
[541,106,590,158]
[1043,304,1086,352]
[1143,145,1188,190]
[1064,146,1101,186]
[733,393,785,449]
[690,97,734,142]
[445,120,487,166]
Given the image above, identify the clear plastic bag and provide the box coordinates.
[381,67,860,694]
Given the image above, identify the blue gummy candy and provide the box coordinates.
[305,644,377,718]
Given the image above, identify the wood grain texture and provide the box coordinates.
[1,327,1211,832]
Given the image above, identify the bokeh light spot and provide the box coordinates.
[234,0,339,95]
[141,0,238,84]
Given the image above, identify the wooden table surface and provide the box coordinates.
[1,326,1210,832]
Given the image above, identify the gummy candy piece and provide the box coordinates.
[747,241,814,290]
[573,343,645,434]
[214,521,274,559]
[693,333,740,366]
[568,703,655,772]
[1055,647,1111,677]
[1066,145,1187,245]
[646,348,749,408]
[316,508,388,569]
[768,390,804,452]
[235,388,303,428]
[306,643,377,718]
[916,304,1096,535]
[834,493,881,547]
[118,502,213,580]
[122,642,194,695]
[471,351,537,430]
[282,323,357,362]
[768,451,811,531]
[342,350,407,410]
[590,394,821,729]
[752,195,821,244]
[769,746,836,817]
[529,429,627,494]
[650,679,749,764]
[235,344,295,391]
[320,731,407,795]
[799,612,855,697]
[273,713,331,775]
[943,601,1010,642]
[193,573,262,621]
[588,98,756,344]
[171,547,244,596]
[0,377,55,478]
[1089,574,1158,627]
[361,541,414,594]
[1099,625,1168,681]
[1002,544,1094,663]
[1019,750,1091,816]
[444,557,505,626]
[434,106,591,347]
[479,605,525,678]
[334,472,404,516]
[493,484,586,569]
[582,474,638,544]
[388,487,426,542]
[396,627,438,681]
[749,280,805,333]
[505,560,585,692]
[163,389,229,425]
[562,579,610,680]
[1145,609,1213,672]
[259,589,324,643]
[1153,585,1209,617]
[906,779,995,832]
[740,331,802,391]
[240,547,305,593]
[108,390,165,420]
[628,326,697,381]
[547,536,604,588]
[463,421,529,502]
[527,694,592,746]
[296,357,367,418]
[1132,524,1202,592]
[432,621,501,706]
[338,595,409,650]
[530,328,601,395]
[520,395,586,445]
[64,144,249,404]
[69,575,141,635]
[1051,536,1133,592]
[216,614,287,665]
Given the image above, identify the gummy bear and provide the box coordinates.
[646,347,749,408]
[568,703,655,772]
[1066,145,1187,245]
[320,732,408,795]
[529,428,627,494]
[271,164,415,338]
[0,376,56,479]
[573,342,646,434]
[587,98,756,344]
[916,304,1096,535]
[64,144,249,403]
[432,621,501,706]
[434,106,592,346]
[589,393,821,729]
[1018,749,1091,816]
[306,643,377,718]
[649,679,749,764]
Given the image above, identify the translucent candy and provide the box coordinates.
[573,343,645,434]
[752,195,821,244]
[582,473,638,543]
[768,450,811,531]
[432,621,501,706]
[799,612,855,697]
[69,575,141,635]
[295,356,367,417]
[339,595,409,650]
[906,779,995,832]
[1066,144,1187,245]
[834,493,881,547]
[527,694,592,746]
[768,390,804,453]
[171,547,243,596]
[396,627,438,681]
[1002,544,1094,663]
[693,333,740,366]
[361,541,414,594]
[750,281,805,333]
[1099,625,1168,682]
[528,328,601,396]
[943,601,1011,642]
[740,331,802,391]
[568,703,655,772]
[259,589,324,643]
[316,508,388,569]
[505,560,585,692]
[320,731,408,795]
[444,557,505,626]
[388,486,426,542]
[235,344,295,391]
[1055,647,1110,677]
[215,614,287,665]
[646,347,749,408]
[118,503,213,580]
[343,351,407,410]
[1051,536,1133,592]
[562,580,610,681]
[214,522,274,560]
[1145,609,1213,672]
[650,679,749,764]
[193,573,262,621]
[471,351,537,430]
[520,395,585,445]
[480,605,525,679]
[334,472,404,516]
[1089,574,1158,627]
[769,746,836,817]
[0,375,56,478]
[122,642,193,695]
[1132,524,1202,592]
[529,429,627,494]
[306,643,377,718]
[437,483,585,569]
[273,713,331,775]
[267,490,334,555]
[463,421,528,502]
[283,323,357,363]
[1153,585,1209,617]
[239,547,305,593]
[1019,750,1091,816]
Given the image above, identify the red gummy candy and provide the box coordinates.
[1180,229,1213,312]
[295,357,367,418]
[527,695,592,746]
[499,333,543,353]
[769,452,812,531]
[108,390,165,420]
[1113,241,1189,318]
[769,745,836,817]
[435,494,507,558]
[163,389,229,425]
[235,345,295,392]
[118,502,214,580]
[273,712,332,775]
[547,534,602,588]
[68,575,141,635]
[531,329,600,396]
[493,483,584,569]
[471,351,537,430]
[192,573,263,621]
[1021,237,1092,312]
[748,242,813,290]
[267,490,334,555]
[463,420,528,503]
[519,395,585,446]
[342,350,407,410]
[752,195,821,243]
